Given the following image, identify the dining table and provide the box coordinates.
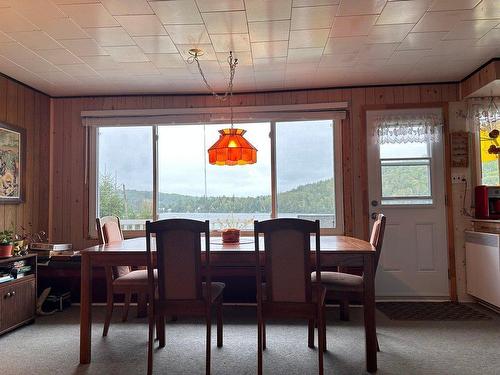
[79,235,378,373]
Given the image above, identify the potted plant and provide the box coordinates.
[0,230,14,257]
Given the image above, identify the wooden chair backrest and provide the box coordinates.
[96,216,129,279]
[254,218,321,303]
[370,213,386,273]
[146,219,210,302]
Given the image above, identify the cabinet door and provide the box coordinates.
[0,277,36,332]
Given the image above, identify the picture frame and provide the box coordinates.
[0,122,25,204]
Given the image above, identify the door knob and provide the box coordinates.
[371,212,378,220]
[371,200,378,207]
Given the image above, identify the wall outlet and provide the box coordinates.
[451,174,467,184]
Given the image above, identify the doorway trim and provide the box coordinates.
[361,102,457,302]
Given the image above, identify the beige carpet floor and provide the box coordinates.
[1,304,499,375]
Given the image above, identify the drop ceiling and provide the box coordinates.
[0,0,498,97]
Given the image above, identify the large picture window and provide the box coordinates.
[92,119,343,234]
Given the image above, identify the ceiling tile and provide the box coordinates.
[397,31,447,50]
[36,48,83,65]
[57,63,100,77]
[195,0,244,12]
[469,0,500,19]
[251,40,288,58]
[0,8,38,32]
[117,61,160,75]
[38,18,90,40]
[158,67,193,78]
[429,39,477,55]
[10,0,67,26]
[476,28,500,46]
[253,56,287,69]
[287,47,323,63]
[104,45,149,62]
[58,3,119,28]
[202,11,248,34]
[16,57,60,73]
[60,38,108,56]
[217,51,253,65]
[165,24,210,44]
[246,0,292,22]
[388,49,432,65]
[133,36,177,54]
[444,20,499,40]
[413,11,466,32]
[357,42,399,59]
[337,0,386,16]
[291,5,337,30]
[319,53,358,67]
[149,0,203,25]
[80,55,121,70]
[289,29,329,48]
[324,36,367,54]
[115,15,167,36]
[430,0,481,11]
[330,15,378,37]
[248,20,290,42]
[377,1,430,25]
[100,0,153,15]
[293,0,340,6]
[210,33,251,52]
[367,24,413,43]
[146,53,186,68]
[0,30,14,44]
[8,30,61,50]
[186,60,222,74]
[85,27,134,47]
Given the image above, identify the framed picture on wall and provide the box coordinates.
[0,122,25,204]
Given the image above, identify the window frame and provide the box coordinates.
[88,115,344,237]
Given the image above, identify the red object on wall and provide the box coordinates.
[208,128,257,166]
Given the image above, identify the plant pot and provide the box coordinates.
[0,244,13,257]
[222,228,240,244]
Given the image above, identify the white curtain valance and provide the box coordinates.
[463,97,500,133]
[375,114,443,144]
[80,102,348,127]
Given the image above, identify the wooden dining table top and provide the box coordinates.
[80,235,375,254]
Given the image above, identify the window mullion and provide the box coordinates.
[153,125,158,221]
[270,121,277,219]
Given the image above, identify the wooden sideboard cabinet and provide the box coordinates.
[0,254,37,335]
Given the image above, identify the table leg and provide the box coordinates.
[80,253,93,364]
[363,254,377,373]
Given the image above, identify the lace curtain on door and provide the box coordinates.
[375,114,443,144]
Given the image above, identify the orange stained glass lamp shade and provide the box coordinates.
[208,128,257,166]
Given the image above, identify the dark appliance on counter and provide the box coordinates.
[475,185,500,219]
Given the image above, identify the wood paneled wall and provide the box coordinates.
[0,76,51,235]
[50,83,459,249]
[460,59,500,98]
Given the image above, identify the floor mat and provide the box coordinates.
[376,302,492,321]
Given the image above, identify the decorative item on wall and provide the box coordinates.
[0,122,25,203]
[450,131,469,167]
[187,49,257,166]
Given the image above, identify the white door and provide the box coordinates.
[367,108,449,299]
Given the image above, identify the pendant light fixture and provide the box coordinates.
[187,49,257,166]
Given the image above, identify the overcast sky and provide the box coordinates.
[98,120,335,197]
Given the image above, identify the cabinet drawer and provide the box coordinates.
[0,276,36,333]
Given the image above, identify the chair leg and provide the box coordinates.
[262,319,267,350]
[102,292,114,337]
[322,305,327,352]
[216,300,223,348]
[257,318,263,375]
[137,292,148,318]
[206,311,211,375]
[318,309,325,375]
[339,300,350,321]
[122,292,131,322]
[308,319,315,348]
[147,312,155,375]
[376,334,380,352]
[156,315,166,348]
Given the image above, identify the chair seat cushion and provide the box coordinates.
[202,282,225,302]
[114,269,154,286]
[311,271,363,292]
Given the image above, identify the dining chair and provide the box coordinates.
[255,218,326,375]
[96,216,149,336]
[145,219,224,375]
[311,213,386,349]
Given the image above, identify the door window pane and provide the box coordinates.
[97,127,153,230]
[276,120,336,228]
